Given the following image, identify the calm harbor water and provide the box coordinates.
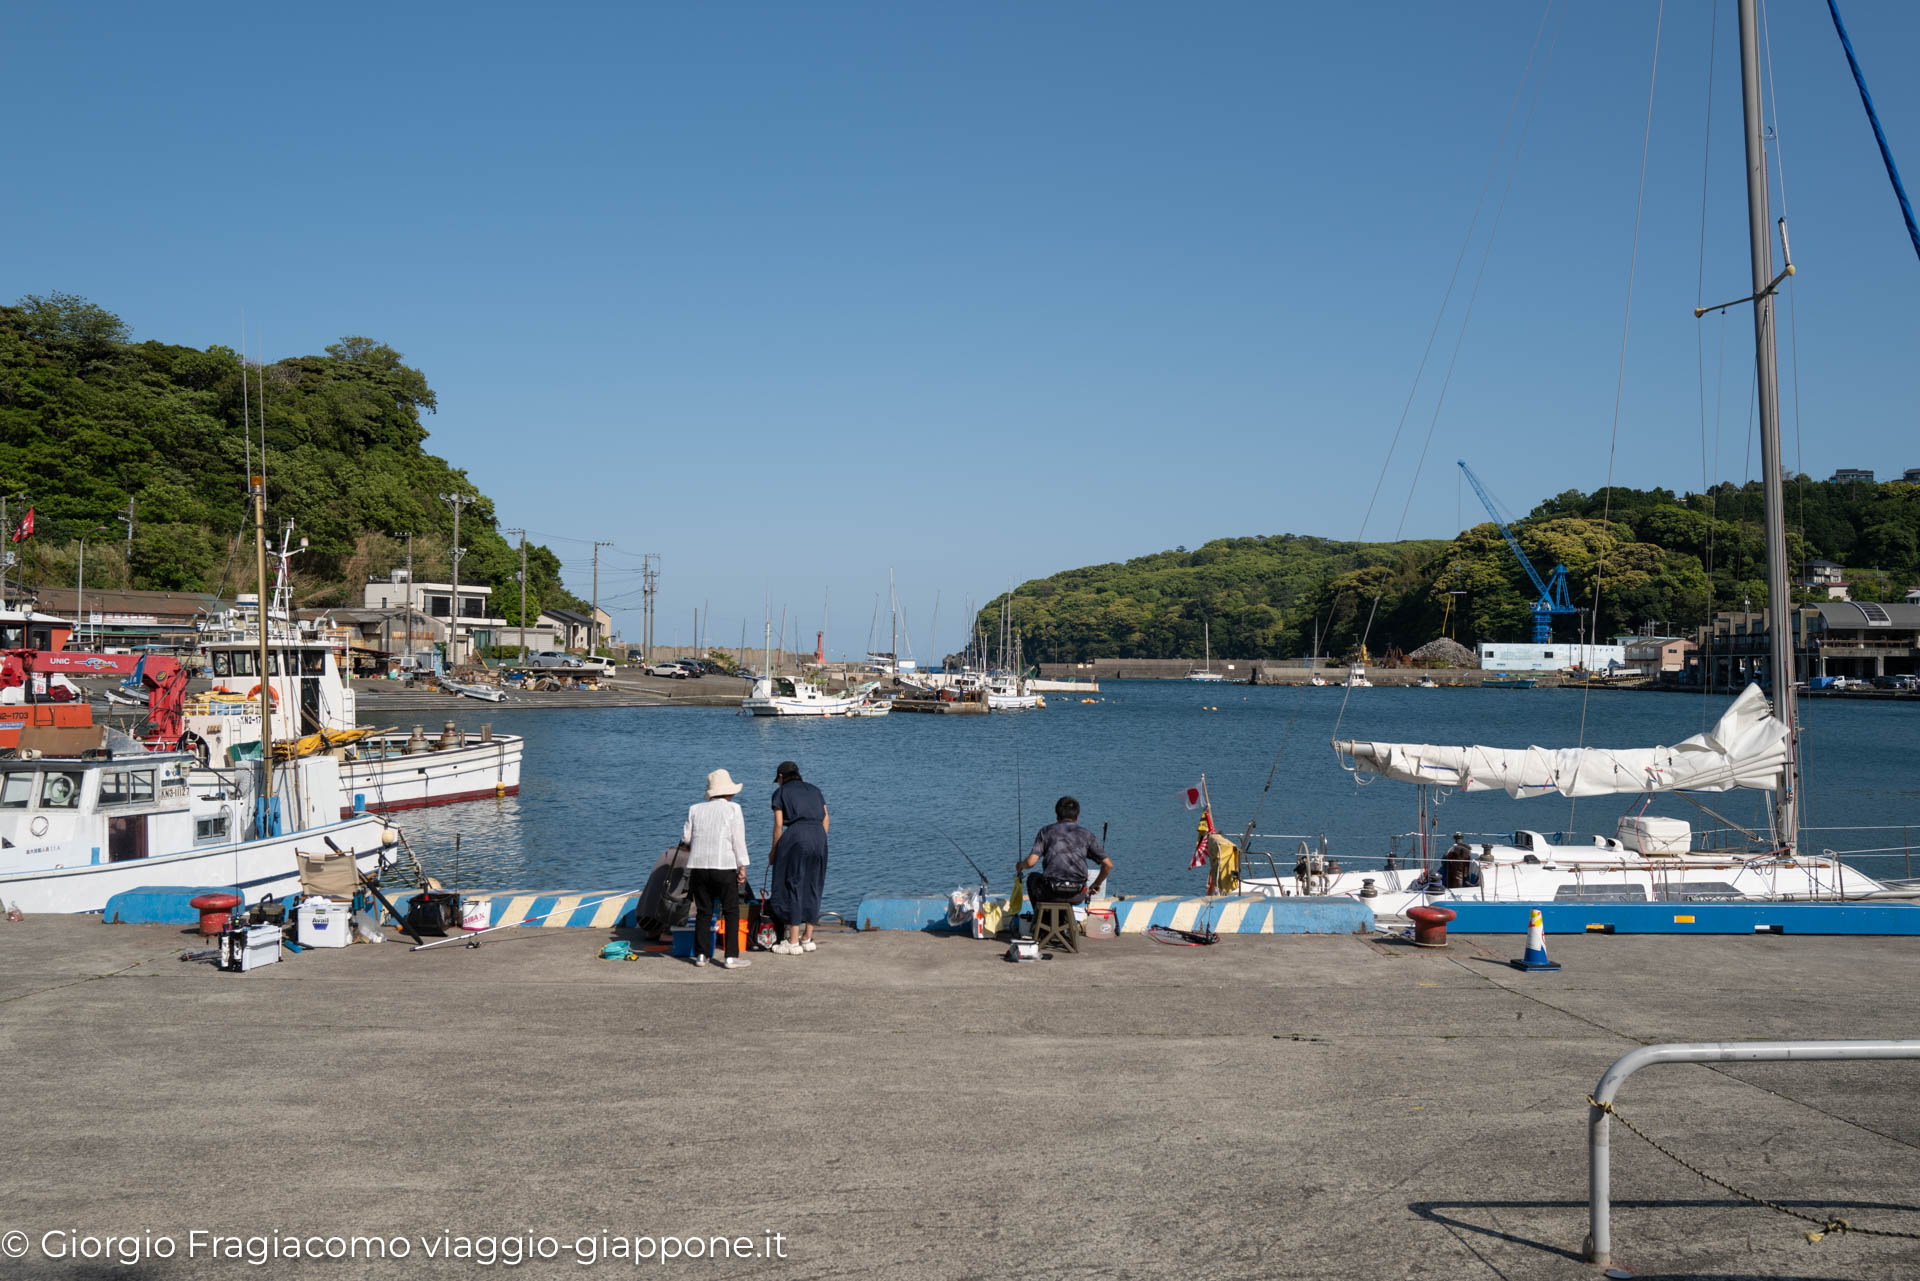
[390,683,1920,911]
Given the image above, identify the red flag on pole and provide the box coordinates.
[1181,785,1201,810]
[10,508,32,542]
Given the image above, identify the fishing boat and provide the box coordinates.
[1482,676,1536,690]
[742,674,871,717]
[0,733,398,915]
[190,632,521,814]
[1223,1,1909,920]
[188,529,522,814]
[1415,676,1440,689]
[1342,666,1372,688]
[1184,622,1226,683]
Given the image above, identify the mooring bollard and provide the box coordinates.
[1406,903,1454,948]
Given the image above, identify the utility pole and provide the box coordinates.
[403,532,415,662]
[118,498,135,580]
[640,553,660,662]
[439,493,473,665]
[506,528,528,663]
[590,540,614,656]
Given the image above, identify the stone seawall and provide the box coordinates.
[1035,659,1573,688]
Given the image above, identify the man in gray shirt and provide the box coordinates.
[1019,796,1113,905]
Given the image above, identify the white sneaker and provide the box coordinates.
[691,955,709,967]
[772,941,799,955]
[800,939,817,952]
[722,956,751,969]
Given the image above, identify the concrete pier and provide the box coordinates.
[5,918,1920,1277]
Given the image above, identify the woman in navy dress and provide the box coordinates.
[767,760,828,955]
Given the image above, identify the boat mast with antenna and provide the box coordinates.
[1738,0,1799,853]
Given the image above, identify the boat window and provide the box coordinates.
[129,770,155,802]
[302,650,326,675]
[195,814,230,844]
[1552,884,1649,902]
[227,651,257,678]
[100,771,129,805]
[1513,832,1533,850]
[41,771,84,809]
[0,772,34,808]
[212,651,230,678]
[1660,882,1741,901]
[265,652,282,676]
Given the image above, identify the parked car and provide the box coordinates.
[1870,674,1918,691]
[577,655,617,677]
[645,660,689,679]
[668,659,704,679]
[526,651,585,670]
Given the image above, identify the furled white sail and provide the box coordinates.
[1333,683,1788,798]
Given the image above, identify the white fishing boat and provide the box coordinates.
[1342,666,1371,688]
[1184,621,1226,683]
[187,526,522,814]
[742,675,869,717]
[190,634,522,815]
[0,732,398,915]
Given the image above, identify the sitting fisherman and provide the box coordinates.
[1019,796,1113,906]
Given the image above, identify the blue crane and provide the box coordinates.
[1457,460,1577,645]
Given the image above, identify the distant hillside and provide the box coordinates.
[982,480,1920,662]
[0,293,584,618]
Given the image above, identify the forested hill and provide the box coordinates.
[982,480,1920,663]
[0,293,583,617]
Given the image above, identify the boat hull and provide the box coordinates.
[0,813,394,915]
[337,734,523,816]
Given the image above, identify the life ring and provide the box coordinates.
[247,684,278,704]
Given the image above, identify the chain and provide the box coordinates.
[1591,1096,1920,1244]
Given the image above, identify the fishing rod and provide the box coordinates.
[940,832,991,889]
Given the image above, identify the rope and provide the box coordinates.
[1590,1094,1920,1244]
[1570,0,1664,838]
[1824,0,1920,265]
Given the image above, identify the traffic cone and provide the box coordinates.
[1508,908,1561,972]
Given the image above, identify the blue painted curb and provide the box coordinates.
[1443,900,1920,936]
[854,895,964,933]
[1109,895,1375,935]
[103,886,243,926]
[390,890,641,931]
[851,893,1376,935]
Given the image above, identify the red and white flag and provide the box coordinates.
[1181,784,1202,810]
[10,508,32,543]
[1188,806,1214,870]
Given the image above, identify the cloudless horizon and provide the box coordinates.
[8,2,1918,656]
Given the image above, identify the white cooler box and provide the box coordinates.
[297,897,352,948]
[1616,815,1692,855]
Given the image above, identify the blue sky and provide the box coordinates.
[7,2,1918,656]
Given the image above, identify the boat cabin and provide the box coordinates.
[191,638,356,756]
[0,752,211,874]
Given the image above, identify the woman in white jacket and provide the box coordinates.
[680,768,751,969]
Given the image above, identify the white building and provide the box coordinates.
[1478,642,1627,673]
[360,571,507,663]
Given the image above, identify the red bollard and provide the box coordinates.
[1406,904,1456,949]
[189,892,242,938]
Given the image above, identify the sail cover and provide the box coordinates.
[1332,683,1788,798]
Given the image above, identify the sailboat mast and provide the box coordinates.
[1737,0,1799,851]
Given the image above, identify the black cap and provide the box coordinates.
[775,760,800,782]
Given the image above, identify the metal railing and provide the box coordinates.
[1585,1039,1920,1267]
